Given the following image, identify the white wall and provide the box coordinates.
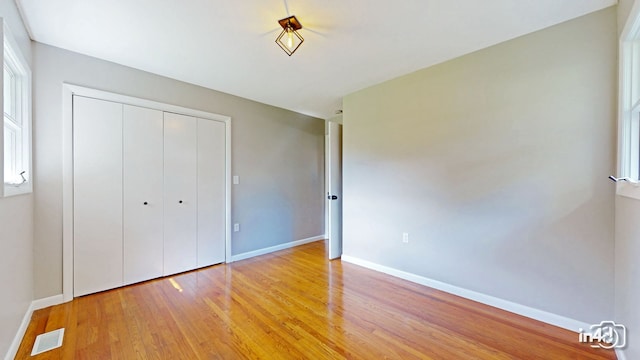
[343,8,616,324]
[32,43,325,299]
[0,0,33,358]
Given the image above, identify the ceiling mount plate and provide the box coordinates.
[278,15,302,30]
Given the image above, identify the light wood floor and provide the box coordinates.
[16,241,616,359]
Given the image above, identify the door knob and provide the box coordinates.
[179,200,183,204]
[143,202,148,205]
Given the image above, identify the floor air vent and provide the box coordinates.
[31,328,65,356]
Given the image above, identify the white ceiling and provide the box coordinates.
[17,0,616,119]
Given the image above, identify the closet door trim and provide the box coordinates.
[62,84,232,302]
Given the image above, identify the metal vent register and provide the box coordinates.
[31,328,64,356]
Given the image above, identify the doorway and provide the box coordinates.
[326,120,342,260]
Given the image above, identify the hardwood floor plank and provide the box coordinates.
[15,241,616,359]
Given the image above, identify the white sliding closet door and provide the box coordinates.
[73,96,123,296]
[197,119,226,267]
[163,112,198,275]
[123,105,164,285]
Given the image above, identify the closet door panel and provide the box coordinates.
[123,105,164,285]
[197,119,226,267]
[163,112,198,275]
[73,96,123,296]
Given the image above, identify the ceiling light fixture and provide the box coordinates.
[276,15,304,56]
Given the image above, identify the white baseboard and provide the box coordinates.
[4,295,65,360]
[32,294,64,311]
[341,254,590,333]
[4,302,33,360]
[231,235,325,262]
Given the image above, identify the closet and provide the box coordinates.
[73,95,226,297]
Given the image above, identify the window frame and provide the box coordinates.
[1,19,32,197]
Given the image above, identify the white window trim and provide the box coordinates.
[1,18,32,197]
[617,2,640,200]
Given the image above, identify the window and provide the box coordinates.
[619,39,640,181]
[1,21,31,197]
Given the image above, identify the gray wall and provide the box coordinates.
[614,196,640,359]
[33,43,325,299]
[616,2,640,359]
[619,0,635,34]
[343,8,616,323]
[0,0,33,357]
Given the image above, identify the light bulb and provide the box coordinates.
[286,28,294,49]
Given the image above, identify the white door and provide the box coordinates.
[163,112,198,275]
[197,118,226,267]
[73,96,123,296]
[123,105,164,285]
[327,121,343,260]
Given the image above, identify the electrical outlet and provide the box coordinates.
[402,232,409,243]
[234,223,240,232]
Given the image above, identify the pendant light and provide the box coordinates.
[276,15,304,56]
